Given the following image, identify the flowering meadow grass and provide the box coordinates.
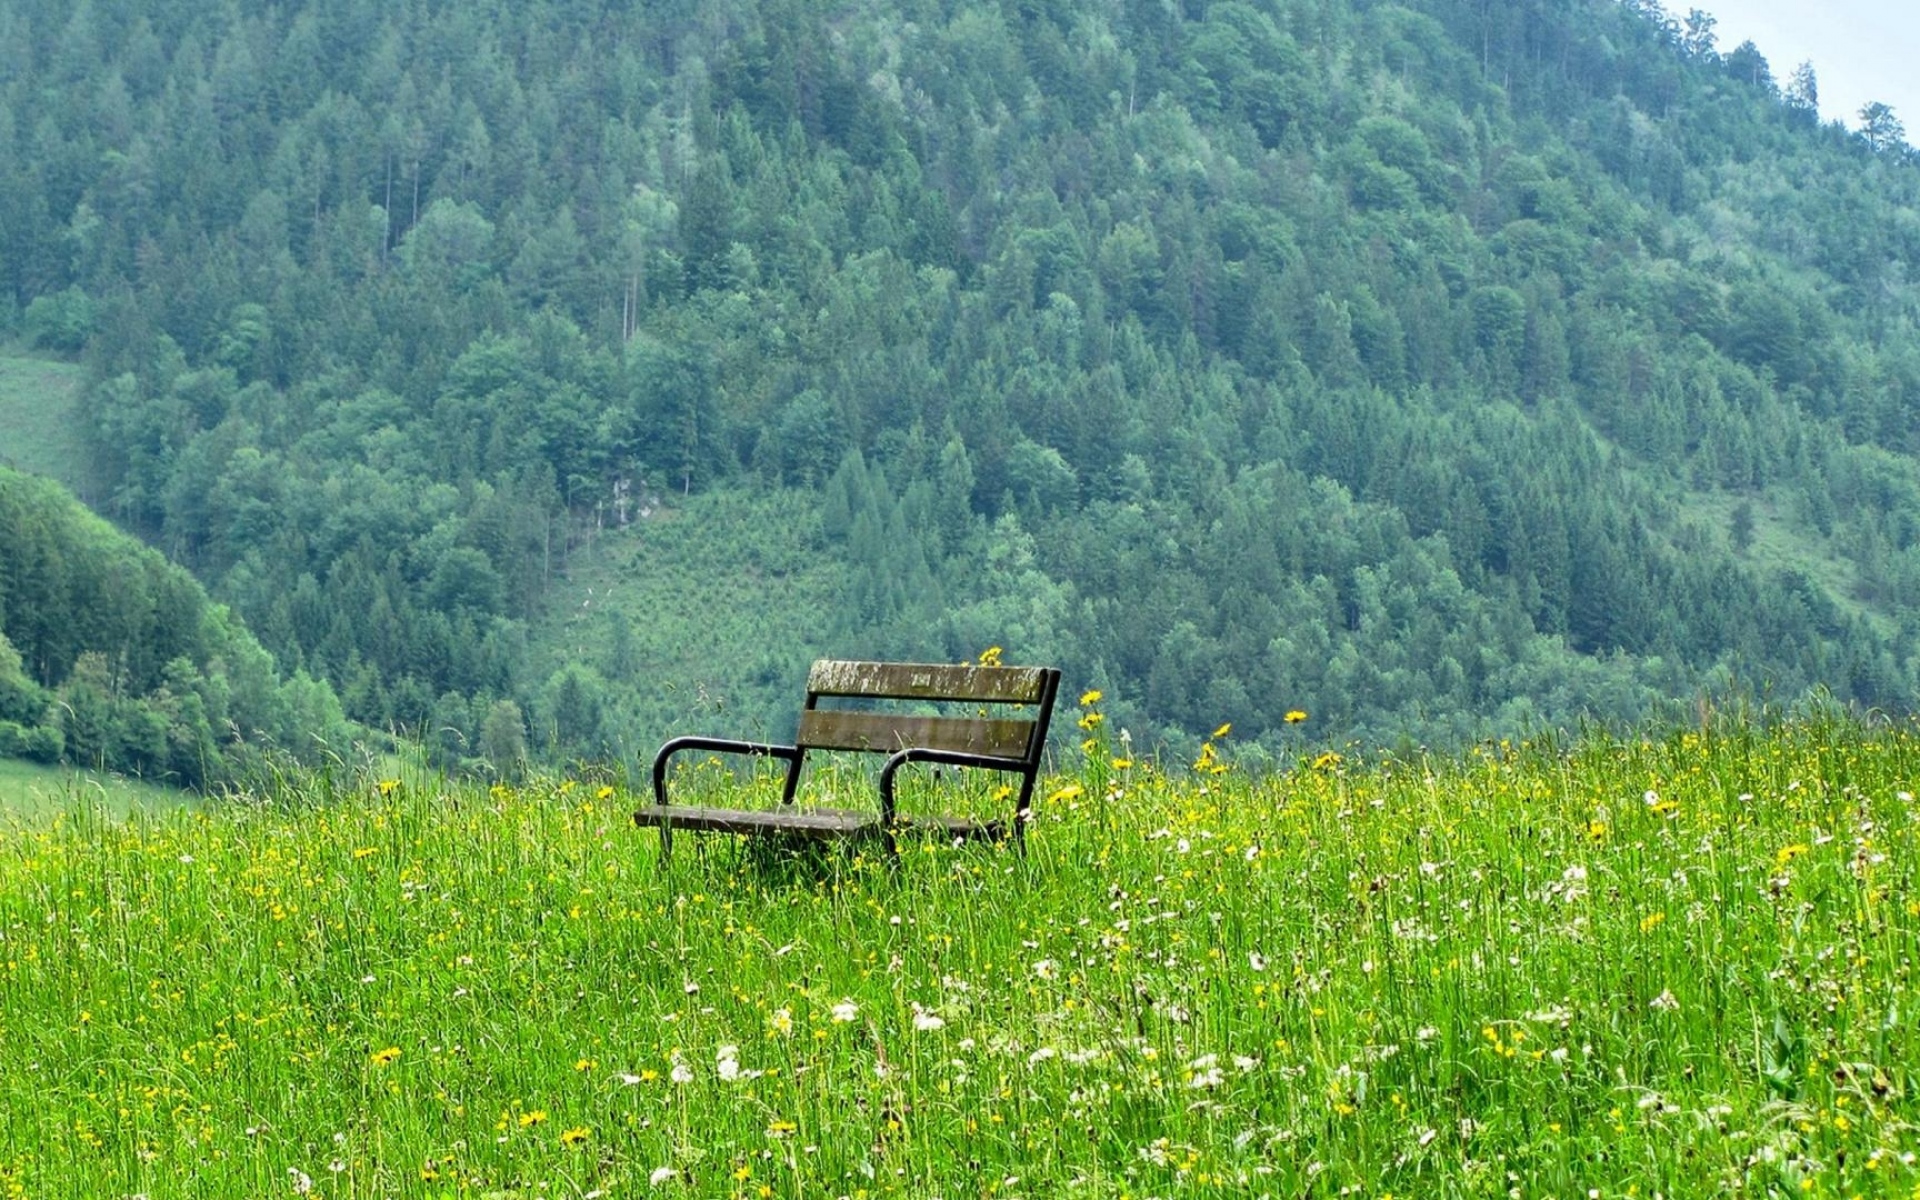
[2,711,1918,1198]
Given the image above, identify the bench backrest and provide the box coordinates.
[795,660,1060,766]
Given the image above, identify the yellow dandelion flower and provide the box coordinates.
[1776,843,1810,868]
[370,1046,401,1066]
[1212,723,1232,739]
[978,646,1003,666]
[574,1057,597,1072]
[377,779,401,797]
[1079,689,1103,707]
[1312,752,1343,771]
[1284,710,1308,724]
[1047,784,1084,804]
[560,1126,590,1146]
[595,785,615,800]
[353,847,377,859]
[519,1110,548,1127]
[1640,912,1665,933]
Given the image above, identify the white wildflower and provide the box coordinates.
[831,999,859,1023]
[649,1166,679,1186]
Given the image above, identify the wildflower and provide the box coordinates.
[1640,912,1665,933]
[1079,689,1103,707]
[1649,990,1679,1012]
[519,1110,548,1127]
[978,646,1003,666]
[766,1119,797,1138]
[768,1008,794,1037]
[831,1000,859,1023]
[1047,784,1084,804]
[669,1059,693,1084]
[353,847,377,859]
[370,1046,400,1066]
[1776,843,1810,868]
[574,1057,597,1072]
[560,1126,590,1146]
[1212,722,1232,739]
[289,1169,314,1194]
[1187,1064,1225,1089]
[596,785,615,800]
[1078,710,1104,730]
[650,1167,679,1186]
[911,1004,946,1031]
[1312,752,1343,771]
[1284,710,1308,724]
[1033,959,1057,980]
[377,779,400,797]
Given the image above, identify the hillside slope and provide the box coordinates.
[4,0,1920,754]
[0,467,356,787]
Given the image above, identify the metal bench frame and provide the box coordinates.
[634,660,1061,857]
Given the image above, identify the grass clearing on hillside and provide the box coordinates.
[0,758,188,819]
[0,354,87,491]
[2,711,1918,1197]
[532,489,849,753]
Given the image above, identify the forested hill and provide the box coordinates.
[0,467,356,787]
[5,0,1920,760]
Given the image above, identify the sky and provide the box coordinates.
[1697,0,1920,133]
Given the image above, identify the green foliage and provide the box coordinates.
[0,467,359,787]
[4,0,1920,761]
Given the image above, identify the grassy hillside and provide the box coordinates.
[0,758,186,819]
[523,489,853,762]
[0,354,88,494]
[2,715,1915,1195]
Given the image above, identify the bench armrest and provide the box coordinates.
[650,736,804,808]
[878,747,1038,835]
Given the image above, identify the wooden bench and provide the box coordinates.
[634,659,1061,857]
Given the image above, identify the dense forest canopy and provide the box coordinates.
[3,0,1920,764]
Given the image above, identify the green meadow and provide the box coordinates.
[2,707,1916,1198]
[0,355,87,491]
[0,758,187,820]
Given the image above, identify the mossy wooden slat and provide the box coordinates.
[805,660,1049,704]
[795,710,1036,757]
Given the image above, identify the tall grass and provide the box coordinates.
[1,714,1916,1197]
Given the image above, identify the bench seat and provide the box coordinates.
[635,659,1060,858]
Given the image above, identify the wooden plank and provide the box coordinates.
[806,660,1048,704]
[632,805,879,837]
[795,710,1036,757]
